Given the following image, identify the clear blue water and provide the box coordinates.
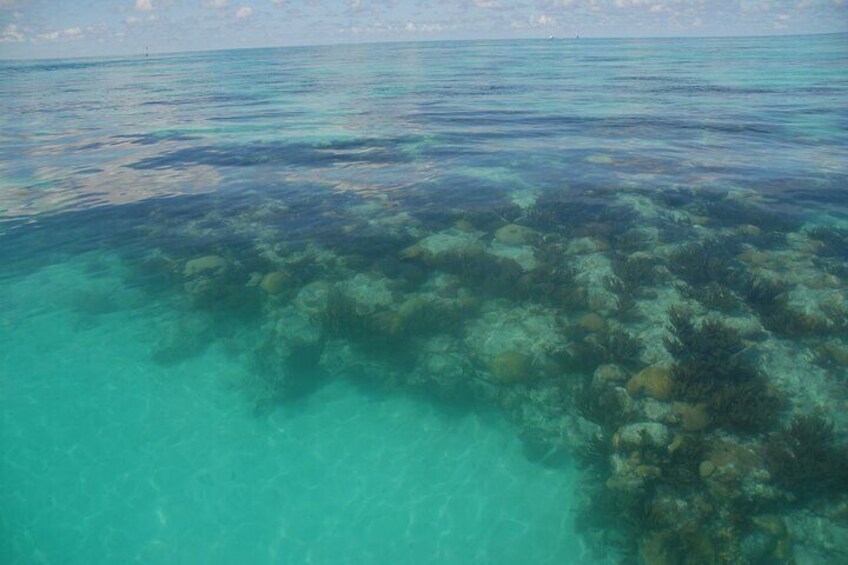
[1,34,847,564]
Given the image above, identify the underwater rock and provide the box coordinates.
[594,363,628,384]
[639,528,717,565]
[184,255,227,277]
[819,340,848,366]
[743,515,792,563]
[616,227,659,251]
[576,384,639,429]
[248,309,328,405]
[737,224,762,237]
[586,154,613,164]
[641,398,673,422]
[626,366,674,401]
[464,306,564,372]
[259,271,289,295]
[454,219,476,232]
[401,230,484,261]
[638,531,678,565]
[489,242,537,271]
[565,237,606,256]
[803,273,841,290]
[151,316,213,365]
[494,224,533,246]
[704,440,762,486]
[614,422,672,450]
[787,509,848,563]
[273,306,323,345]
[579,312,607,333]
[293,281,331,316]
[337,273,395,313]
[606,451,664,493]
[489,350,534,384]
[410,338,477,402]
[671,402,711,432]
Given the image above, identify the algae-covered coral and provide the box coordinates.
[133,183,848,564]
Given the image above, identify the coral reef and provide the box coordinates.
[135,186,848,564]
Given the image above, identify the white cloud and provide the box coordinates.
[204,0,228,7]
[474,0,498,7]
[35,27,84,42]
[126,15,141,24]
[530,14,556,25]
[235,6,252,18]
[134,0,154,11]
[0,22,24,42]
[614,0,654,7]
[404,21,446,33]
[0,0,29,9]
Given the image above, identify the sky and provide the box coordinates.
[1,0,846,59]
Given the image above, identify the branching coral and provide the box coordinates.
[665,309,759,385]
[683,282,741,313]
[765,414,848,502]
[664,309,783,432]
[669,239,742,288]
[428,249,526,299]
[611,254,664,295]
[523,264,585,310]
[574,325,645,370]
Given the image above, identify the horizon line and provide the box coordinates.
[2,29,845,63]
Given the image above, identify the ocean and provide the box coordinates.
[1,33,847,564]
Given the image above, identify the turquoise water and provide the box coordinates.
[2,34,848,564]
[1,253,580,563]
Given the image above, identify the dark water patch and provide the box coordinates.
[208,110,304,121]
[806,226,848,259]
[315,229,417,265]
[128,138,417,170]
[415,83,530,97]
[112,132,204,145]
[409,109,581,128]
[139,91,271,107]
[151,315,216,366]
[0,58,143,75]
[0,192,220,280]
[648,84,775,95]
[701,198,801,234]
[609,75,673,82]
[411,111,784,140]
[774,177,848,215]
[526,193,640,236]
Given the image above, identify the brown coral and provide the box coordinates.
[627,366,675,401]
